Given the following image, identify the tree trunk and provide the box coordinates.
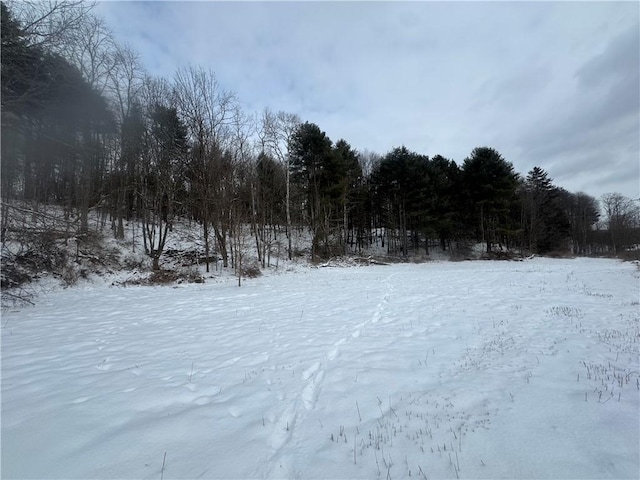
[203,222,210,273]
[286,161,292,260]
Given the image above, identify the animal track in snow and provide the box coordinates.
[302,370,324,411]
[326,346,340,360]
[327,338,347,360]
[269,403,296,451]
[371,273,397,324]
[263,273,402,475]
[302,362,321,380]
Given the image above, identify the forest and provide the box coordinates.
[2,1,639,289]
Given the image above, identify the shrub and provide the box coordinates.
[242,263,262,278]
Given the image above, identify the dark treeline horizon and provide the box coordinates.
[2,1,639,273]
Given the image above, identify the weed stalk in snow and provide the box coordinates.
[353,435,357,464]
[160,451,167,480]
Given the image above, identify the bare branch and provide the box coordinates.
[9,0,95,51]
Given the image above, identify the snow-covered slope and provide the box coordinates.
[2,258,638,479]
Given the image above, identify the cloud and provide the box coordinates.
[576,26,639,89]
[515,22,639,198]
[95,1,639,200]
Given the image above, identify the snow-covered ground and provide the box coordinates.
[2,258,639,479]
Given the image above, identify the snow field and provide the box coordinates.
[1,258,639,479]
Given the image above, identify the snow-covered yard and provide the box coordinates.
[2,258,639,479]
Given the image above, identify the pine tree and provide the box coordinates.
[461,147,519,253]
[523,167,570,253]
[289,122,344,259]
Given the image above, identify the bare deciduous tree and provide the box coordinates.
[260,109,300,259]
[601,193,640,255]
[174,66,237,270]
[8,0,95,51]
[108,43,144,123]
[65,14,117,95]
[138,77,187,270]
[105,42,145,239]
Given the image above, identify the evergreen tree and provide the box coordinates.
[426,155,460,251]
[333,139,362,253]
[522,167,571,253]
[371,146,430,255]
[1,1,113,214]
[461,147,519,253]
[289,122,344,259]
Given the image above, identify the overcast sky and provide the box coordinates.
[96,1,639,201]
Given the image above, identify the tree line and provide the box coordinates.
[2,0,639,278]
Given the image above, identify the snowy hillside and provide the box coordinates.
[2,258,639,479]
